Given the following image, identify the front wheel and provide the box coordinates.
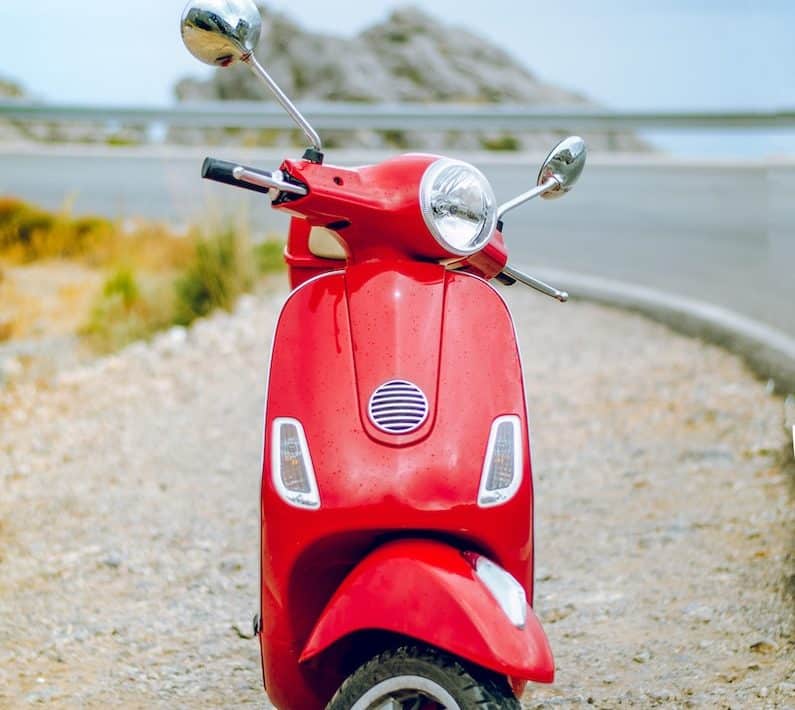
[326,645,520,710]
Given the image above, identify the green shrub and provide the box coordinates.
[481,135,520,152]
[81,228,284,352]
[102,266,139,309]
[381,130,409,149]
[105,133,140,147]
[82,267,173,352]
[173,228,254,326]
[254,239,285,274]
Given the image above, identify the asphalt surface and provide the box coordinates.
[1,149,793,337]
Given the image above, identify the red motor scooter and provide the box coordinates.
[181,2,586,708]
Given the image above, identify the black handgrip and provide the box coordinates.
[201,157,274,195]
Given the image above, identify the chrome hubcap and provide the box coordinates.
[351,676,460,710]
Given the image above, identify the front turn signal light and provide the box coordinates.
[271,418,320,509]
[472,555,527,628]
[477,415,522,508]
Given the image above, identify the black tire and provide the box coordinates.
[326,645,520,710]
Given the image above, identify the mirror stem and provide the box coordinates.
[501,264,568,302]
[244,55,323,152]
[497,177,558,220]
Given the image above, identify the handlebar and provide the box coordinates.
[201,157,308,197]
[202,155,566,303]
[202,158,272,195]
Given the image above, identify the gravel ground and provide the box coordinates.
[0,282,792,709]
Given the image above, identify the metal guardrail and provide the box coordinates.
[1,100,794,132]
[1,108,793,391]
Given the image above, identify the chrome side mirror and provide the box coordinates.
[181,0,262,67]
[497,136,586,218]
[180,0,323,153]
[537,136,587,200]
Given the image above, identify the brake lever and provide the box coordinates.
[500,264,568,302]
[232,167,308,196]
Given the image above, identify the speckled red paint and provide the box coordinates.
[257,154,552,709]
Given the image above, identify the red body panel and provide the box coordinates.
[278,154,444,262]
[240,153,554,708]
[283,218,345,289]
[346,261,445,446]
[259,261,539,709]
[300,539,554,682]
[458,230,510,280]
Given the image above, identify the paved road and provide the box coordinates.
[1,149,793,336]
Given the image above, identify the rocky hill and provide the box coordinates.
[175,5,647,152]
[176,6,588,105]
[0,76,147,146]
[0,76,27,143]
[0,76,24,99]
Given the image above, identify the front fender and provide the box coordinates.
[299,539,554,683]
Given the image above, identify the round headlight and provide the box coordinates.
[419,159,497,256]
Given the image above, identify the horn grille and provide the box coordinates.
[367,380,429,434]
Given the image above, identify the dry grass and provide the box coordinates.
[81,268,176,353]
[0,197,196,270]
[1,197,287,355]
[0,197,284,352]
[89,222,197,272]
[0,261,103,341]
[0,197,113,263]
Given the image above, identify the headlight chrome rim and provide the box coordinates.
[419,158,498,257]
